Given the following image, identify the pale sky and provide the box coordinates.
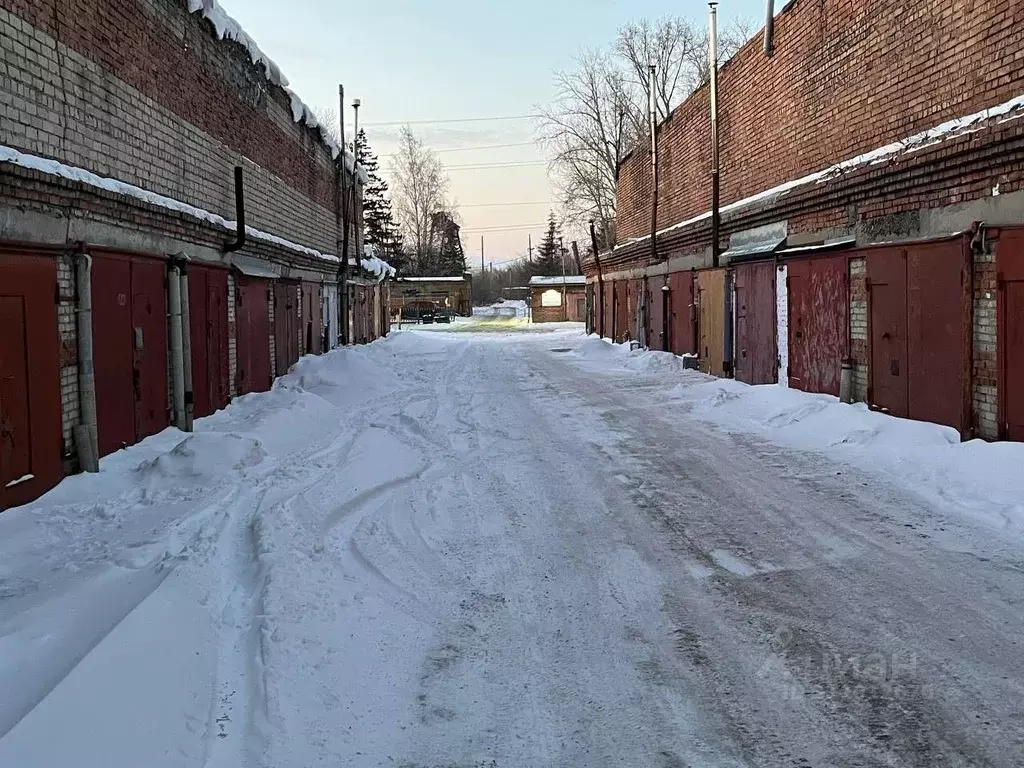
[219,0,765,267]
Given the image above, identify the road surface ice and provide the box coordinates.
[2,323,1024,768]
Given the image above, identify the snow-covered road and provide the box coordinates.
[2,324,1024,767]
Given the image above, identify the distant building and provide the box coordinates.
[392,275,473,318]
[529,276,587,323]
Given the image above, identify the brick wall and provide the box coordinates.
[0,0,347,254]
[973,246,998,439]
[848,257,869,403]
[617,0,1024,241]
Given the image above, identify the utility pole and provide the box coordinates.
[709,2,721,269]
[337,83,350,345]
[590,220,605,338]
[481,236,485,273]
[528,233,533,265]
[649,62,659,269]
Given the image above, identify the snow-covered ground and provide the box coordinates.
[2,322,1023,767]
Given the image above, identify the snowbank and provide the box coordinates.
[567,340,1024,534]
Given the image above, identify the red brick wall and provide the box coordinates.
[617,0,1024,241]
[0,0,342,252]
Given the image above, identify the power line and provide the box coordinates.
[380,141,536,157]
[460,223,548,233]
[459,201,555,208]
[363,114,540,127]
[447,161,548,171]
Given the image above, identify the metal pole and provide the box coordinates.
[74,250,99,472]
[528,233,532,265]
[764,0,776,56]
[481,236,485,273]
[179,261,194,432]
[649,62,659,268]
[168,261,186,430]
[337,83,350,345]
[590,219,604,338]
[709,3,721,269]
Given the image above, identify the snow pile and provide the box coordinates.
[359,247,396,280]
[566,341,1024,532]
[0,145,340,265]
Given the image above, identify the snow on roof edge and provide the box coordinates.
[529,275,587,286]
[186,0,367,185]
[614,92,1024,252]
[0,144,345,266]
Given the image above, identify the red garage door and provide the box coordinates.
[236,276,272,396]
[646,276,668,351]
[614,281,628,343]
[189,264,230,419]
[787,255,848,396]
[302,281,323,354]
[867,237,970,435]
[274,282,299,376]
[734,260,778,385]
[998,229,1024,441]
[668,271,696,357]
[92,253,169,458]
[0,251,62,510]
[602,281,613,340]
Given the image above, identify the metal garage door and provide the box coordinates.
[998,229,1024,441]
[734,260,777,385]
[0,251,62,510]
[92,253,169,457]
[787,255,848,396]
[646,276,667,351]
[274,282,299,376]
[189,264,230,419]
[668,271,696,357]
[236,276,272,395]
[698,268,727,376]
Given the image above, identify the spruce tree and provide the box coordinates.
[534,211,562,276]
[355,129,408,272]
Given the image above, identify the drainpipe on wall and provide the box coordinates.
[74,249,99,473]
[709,2,721,269]
[168,260,186,431]
[178,258,194,432]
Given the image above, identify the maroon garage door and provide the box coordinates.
[274,282,300,376]
[189,264,230,419]
[646,276,667,351]
[236,276,272,396]
[0,251,62,510]
[998,229,1024,441]
[787,255,848,396]
[868,237,971,435]
[734,260,778,385]
[92,253,169,458]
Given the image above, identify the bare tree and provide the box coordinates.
[539,50,637,249]
[390,126,451,274]
[540,15,754,248]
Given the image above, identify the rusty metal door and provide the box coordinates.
[301,282,323,354]
[602,282,613,339]
[787,255,848,396]
[667,271,696,356]
[131,258,169,442]
[734,261,777,385]
[274,282,299,375]
[867,248,908,416]
[189,265,230,419]
[0,252,62,510]
[906,238,971,434]
[646,277,667,351]
[237,277,271,395]
[92,255,136,456]
[998,229,1024,441]
[614,281,628,342]
[698,269,726,376]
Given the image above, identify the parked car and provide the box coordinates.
[419,306,436,324]
[435,308,452,324]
